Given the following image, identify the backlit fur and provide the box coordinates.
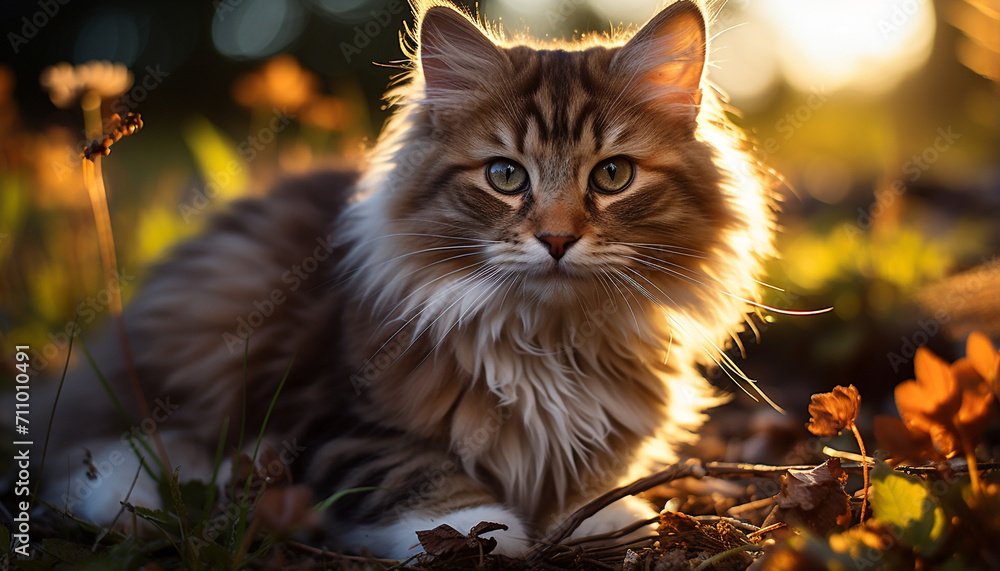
[39,0,775,558]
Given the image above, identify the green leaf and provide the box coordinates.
[871,463,947,552]
[167,467,190,529]
[315,487,381,512]
[133,505,174,527]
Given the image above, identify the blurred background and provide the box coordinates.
[0,0,997,463]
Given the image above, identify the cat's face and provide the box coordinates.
[387,2,738,302]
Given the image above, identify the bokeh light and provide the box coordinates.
[73,10,146,66]
[212,0,307,60]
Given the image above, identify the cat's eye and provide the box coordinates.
[486,159,530,195]
[590,157,635,194]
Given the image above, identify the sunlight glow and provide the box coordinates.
[751,0,936,93]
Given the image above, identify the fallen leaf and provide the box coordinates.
[254,485,321,535]
[763,459,852,536]
[417,524,469,556]
[227,445,294,505]
[806,385,861,437]
[415,520,509,564]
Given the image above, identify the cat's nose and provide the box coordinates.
[536,234,579,261]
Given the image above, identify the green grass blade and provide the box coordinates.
[201,414,230,522]
[32,304,81,510]
[234,354,295,556]
[251,355,295,463]
[80,339,166,479]
[314,487,381,512]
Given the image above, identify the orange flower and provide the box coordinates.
[966,332,999,395]
[806,384,861,438]
[232,55,318,112]
[873,415,939,466]
[894,345,996,459]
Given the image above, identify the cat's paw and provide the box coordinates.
[568,495,658,543]
[45,436,214,535]
[50,443,161,533]
[338,504,529,561]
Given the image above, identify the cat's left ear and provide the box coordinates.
[418,4,509,96]
[612,1,706,120]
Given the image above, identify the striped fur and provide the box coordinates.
[40,0,774,559]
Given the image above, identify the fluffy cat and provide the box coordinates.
[39,0,773,560]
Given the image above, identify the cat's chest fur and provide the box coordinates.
[340,238,690,516]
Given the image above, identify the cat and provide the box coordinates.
[38,0,774,560]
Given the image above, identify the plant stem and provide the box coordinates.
[963,437,981,496]
[692,543,763,571]
[82,151,171,474]
[850,422,869,521]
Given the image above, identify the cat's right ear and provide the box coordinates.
[611,1,707,123]
[418,5,509,96]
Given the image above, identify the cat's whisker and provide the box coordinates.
[412,267,515,371]
[627,254,830,317]
[600,268,642,334]
[367,257,490,343]
[625,255,717,289]
[352,232,501,251]
[496,269,521,312]
[389,217,488,234]
[358,265,492,373]
[362,251,486,307]
[401,265,509,368]
[619,266,785,412]
[379,232,503,244]
[608,241,708,259]
[320,242,491,292]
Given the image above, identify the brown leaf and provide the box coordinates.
[254,485,321,535]
[873,415,938,466]
[226,444,294,505]
[416,520,509,562]
[763,458,852,536]
[416,524,469,556]
[806,385,860,437]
